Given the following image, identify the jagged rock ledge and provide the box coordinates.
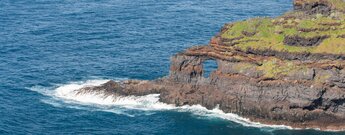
[77,0,345,131]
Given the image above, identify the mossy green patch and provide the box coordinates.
[232,63,256,74]
[219,10,345,55]
[256,58,299,79]
[314,72,332,83]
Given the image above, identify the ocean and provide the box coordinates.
[1,0,344,134]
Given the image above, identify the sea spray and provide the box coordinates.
[27,79,298,130]
[34,80,342,131]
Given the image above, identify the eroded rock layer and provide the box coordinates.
[77,0,345,131]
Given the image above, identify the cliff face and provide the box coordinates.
[164,47,345,130]
[294,0,345,15]
[77,0,345,131]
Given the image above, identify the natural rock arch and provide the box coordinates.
[202,59,218,78]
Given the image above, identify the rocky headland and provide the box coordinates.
[78,0,345,131]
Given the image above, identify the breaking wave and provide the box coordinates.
[29,79,294,130]
[54,79,175,111]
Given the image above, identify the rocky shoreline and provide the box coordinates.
[76,0,345,131]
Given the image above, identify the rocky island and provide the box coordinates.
[78,0,345,131]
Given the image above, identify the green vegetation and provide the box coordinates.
[232,62,256,74]
[256,58,300,79]
[214,0,345,80]
[219,6,345,55]
[314,73,332,83]
[227,57,313,80]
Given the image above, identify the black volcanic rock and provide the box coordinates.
[76,0,345,131]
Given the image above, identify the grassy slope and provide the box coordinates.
[216,0,345,80]
[220,9,345,54]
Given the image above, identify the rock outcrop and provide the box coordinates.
[78,0,345,131]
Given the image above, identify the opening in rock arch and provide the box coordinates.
[202,59,218,78]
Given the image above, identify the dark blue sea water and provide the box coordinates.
[1,0,344,134]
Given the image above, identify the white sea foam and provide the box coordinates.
[29,79,302,130]
[53,79,175,110]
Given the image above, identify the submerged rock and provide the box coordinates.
[78,0,345,131]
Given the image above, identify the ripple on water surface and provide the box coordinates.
[2,0,344,134]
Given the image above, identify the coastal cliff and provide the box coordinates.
[77,0,345,131]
